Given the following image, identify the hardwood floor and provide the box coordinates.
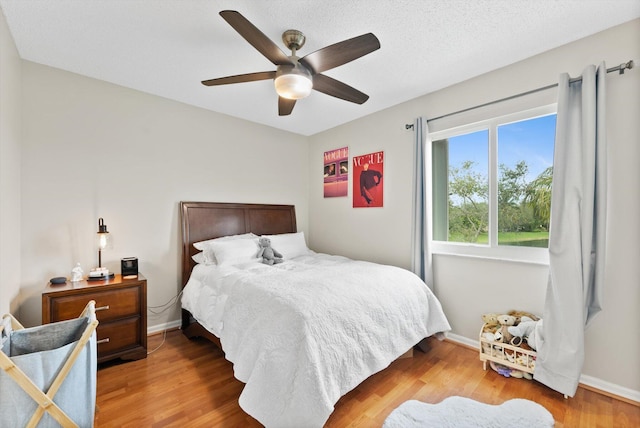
[95,330,639,427]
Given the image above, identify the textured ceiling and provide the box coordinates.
[2,0,639,136]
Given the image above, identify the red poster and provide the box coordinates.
[323,147,349,197]
[353,151,384,208]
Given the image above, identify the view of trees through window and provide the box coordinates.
[433,113,556,248]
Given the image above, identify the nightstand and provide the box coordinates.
[42,274,147,363]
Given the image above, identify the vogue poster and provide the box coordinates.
[353,151,384,208]
[323,147,349,197]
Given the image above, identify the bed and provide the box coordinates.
[179,201,451,427]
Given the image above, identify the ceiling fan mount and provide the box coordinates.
[201,10,381,116]
[282,29,306,53]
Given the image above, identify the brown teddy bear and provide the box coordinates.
[495,314,517,343]
[481,313,500,334]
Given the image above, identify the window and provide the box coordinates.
[430,105,556,262]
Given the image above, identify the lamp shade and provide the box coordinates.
[274,63,312,100]
[96,218,111,250]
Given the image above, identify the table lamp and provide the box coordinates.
[88,217,114,280]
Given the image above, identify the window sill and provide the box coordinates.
[431,242,549,266]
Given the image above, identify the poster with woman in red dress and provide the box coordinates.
[353,151,383,207]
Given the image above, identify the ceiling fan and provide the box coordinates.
[202,10,381,116]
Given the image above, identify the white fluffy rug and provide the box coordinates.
[383,396,554,428]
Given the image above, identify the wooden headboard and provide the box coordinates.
[179,202,297,342]
[180,202,297,287]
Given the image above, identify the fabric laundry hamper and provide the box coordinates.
[0,301,98,428]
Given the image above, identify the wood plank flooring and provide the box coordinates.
[95,330,639,427]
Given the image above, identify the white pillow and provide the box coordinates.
[263,232,310,259]
[191,252,207,265]
[193,233,258,264]
[193,233,257,251]
[208,238,259,265]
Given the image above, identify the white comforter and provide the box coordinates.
[182,253,451,427]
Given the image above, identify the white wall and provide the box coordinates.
[0,7,21,316]
[308,19,640,397]
[17,62,309,330]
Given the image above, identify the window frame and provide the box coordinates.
[429,104,557,265]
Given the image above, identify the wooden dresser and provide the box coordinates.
[42,274,147,363]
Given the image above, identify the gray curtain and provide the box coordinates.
[411,117,434,288]
[534,62,607,397]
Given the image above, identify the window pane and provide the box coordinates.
[433,129,489,244]
[497,114,556,248]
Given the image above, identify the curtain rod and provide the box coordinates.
[405,60,635,130]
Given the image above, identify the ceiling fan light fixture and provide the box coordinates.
[275,63,312,100]
[205,11,381,115]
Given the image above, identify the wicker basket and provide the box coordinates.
[478,323,536,375]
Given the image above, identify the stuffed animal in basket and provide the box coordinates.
[508,316,543,350]
[480,313,502,353]
[257,237,284,265]
[495,314,517,344]
[489,361,532,380]
[481,313,500,333]
[507,309,540,324]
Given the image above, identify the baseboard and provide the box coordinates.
[445,332,478,350]
[147,319,181,336]
[579,375,640,406]
[444,332,640,406]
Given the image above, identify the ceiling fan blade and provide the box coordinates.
[202,71,276,86]
[220,10,293,66]
[300,33,380,74]
[278,97,296,116]
[312,74,369,104]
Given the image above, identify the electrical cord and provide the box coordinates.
[147,290,183,315]
[146,290,183,354]
[147,329,167,355]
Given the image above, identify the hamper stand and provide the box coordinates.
[0,300,98,428]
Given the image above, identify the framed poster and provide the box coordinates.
[323,147,349,197]
[353,151,384,207]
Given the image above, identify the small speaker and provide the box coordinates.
[121,257,138,276]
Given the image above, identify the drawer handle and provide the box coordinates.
[97,338,110,344]
[95,305,110,311]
